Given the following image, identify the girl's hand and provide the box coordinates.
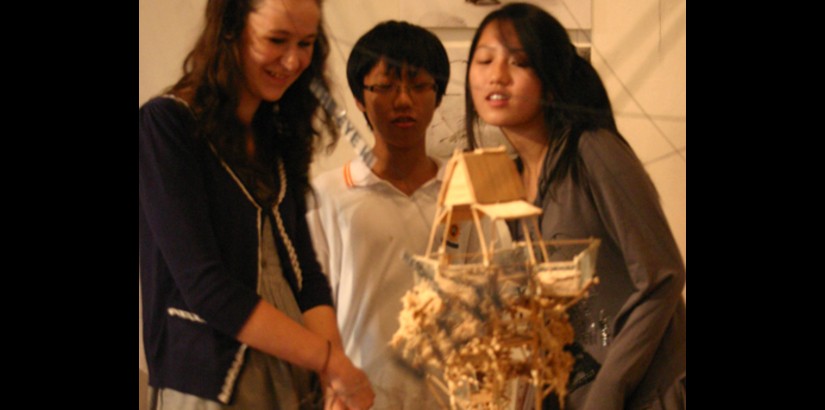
[322,346,375,410]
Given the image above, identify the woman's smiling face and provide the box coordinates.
[239,0,320,105]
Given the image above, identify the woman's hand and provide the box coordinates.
[322,345,375,410]
[323,387,346,410]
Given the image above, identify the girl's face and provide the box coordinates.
[239,0,319,106]
[468,21,545,134]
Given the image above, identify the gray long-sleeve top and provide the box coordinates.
[533,129,686,409]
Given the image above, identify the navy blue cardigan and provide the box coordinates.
[138,97,333,402]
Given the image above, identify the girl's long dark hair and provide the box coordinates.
[169,0,335,197]
[465,3,627,198]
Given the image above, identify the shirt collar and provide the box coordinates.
[348,155,446,189]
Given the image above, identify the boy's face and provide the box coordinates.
[356,59,438,150]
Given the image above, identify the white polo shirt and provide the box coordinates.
[307,156,475,409]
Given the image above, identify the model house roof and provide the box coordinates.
[438,147,541,220]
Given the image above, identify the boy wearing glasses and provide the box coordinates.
[307,21,455,408]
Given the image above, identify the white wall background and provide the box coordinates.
[139,1,685,407]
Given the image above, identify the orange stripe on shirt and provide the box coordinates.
[343,162,354,188]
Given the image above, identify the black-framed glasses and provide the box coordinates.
[363,82,438,96]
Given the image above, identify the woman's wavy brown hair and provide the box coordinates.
[169,0,335,196]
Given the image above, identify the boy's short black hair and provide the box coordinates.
[347,21,450,106]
